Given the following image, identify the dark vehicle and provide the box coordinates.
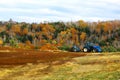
[70,45,80,52]
[83,42,102,52]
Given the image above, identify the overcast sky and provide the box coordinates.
[0,0,120,23]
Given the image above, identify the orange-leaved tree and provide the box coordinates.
[80,32,86,41]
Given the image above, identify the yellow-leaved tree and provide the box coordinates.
[0,39,3,45]
[80,32,86,41]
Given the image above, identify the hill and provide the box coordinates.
[0,20,120,52]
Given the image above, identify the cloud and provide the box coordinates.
[0,0,120,23]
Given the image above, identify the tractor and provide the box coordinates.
[70,45,81,52]
[70,42,102,52]
[83,42,102,52]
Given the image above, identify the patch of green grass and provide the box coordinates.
[41,66,120,80]
[80,71,120,80]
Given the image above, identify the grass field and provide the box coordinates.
[0,49,120,80]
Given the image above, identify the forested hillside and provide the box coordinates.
[0,19,120,51]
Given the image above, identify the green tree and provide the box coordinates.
[9,38,18,47]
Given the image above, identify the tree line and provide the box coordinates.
[0,19,120,51]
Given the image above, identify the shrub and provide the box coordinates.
[9,38,18,47]
[34,46,41,49]
[117,48,120,52]
[18,43,25,49]
[40,43,58,51]
[58,45,70,51]
[102,46,117,52]
[0,40,3,45]
[99,40,107,46]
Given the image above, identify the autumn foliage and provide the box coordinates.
[80,32,86,41]
[40,43,58,51]
[0,19,120,51]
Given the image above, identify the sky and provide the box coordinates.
[0,0,120,23]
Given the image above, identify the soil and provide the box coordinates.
[0,49,87,65]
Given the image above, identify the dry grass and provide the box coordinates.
[0,49,120,80]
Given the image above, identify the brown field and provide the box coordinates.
[0,49,87,65]
[0,48,120,80]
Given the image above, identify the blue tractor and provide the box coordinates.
[83,42,102,52]
[70,45,81,52]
